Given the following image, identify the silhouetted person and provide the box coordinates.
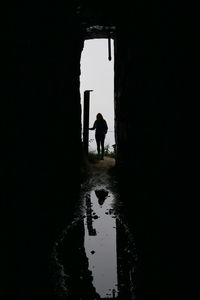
[89,113,108,159]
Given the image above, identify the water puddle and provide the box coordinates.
[51,185,137,300]
[84,189,118,298]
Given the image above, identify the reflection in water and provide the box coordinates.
[95,189,109,207]
[52,183,137,299]
[86,194,97,236]
[84,188,118,298]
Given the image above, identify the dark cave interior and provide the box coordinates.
[1,1,196,299]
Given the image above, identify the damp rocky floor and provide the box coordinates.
[51,157,137,300]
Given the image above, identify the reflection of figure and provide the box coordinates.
[89,113,108,160]
[85,194,96,236]
[95,189,109,206]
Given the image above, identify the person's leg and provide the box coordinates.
[95,135,100,156]
[100,135,105,159]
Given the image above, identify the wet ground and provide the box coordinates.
[51,157,137,300]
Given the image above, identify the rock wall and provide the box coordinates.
[2,2,83,299]
[113,2,194,300]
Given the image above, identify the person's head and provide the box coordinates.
[96,113,103,120]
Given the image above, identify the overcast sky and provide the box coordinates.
[80,39,115,151]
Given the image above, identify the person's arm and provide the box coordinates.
[89,121,96,130]
[104,120,108,134]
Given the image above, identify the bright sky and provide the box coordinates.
[80,39,115,152]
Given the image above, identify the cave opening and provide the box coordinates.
[80,28,115,159]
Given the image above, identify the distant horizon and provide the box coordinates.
[80,39,115,152]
